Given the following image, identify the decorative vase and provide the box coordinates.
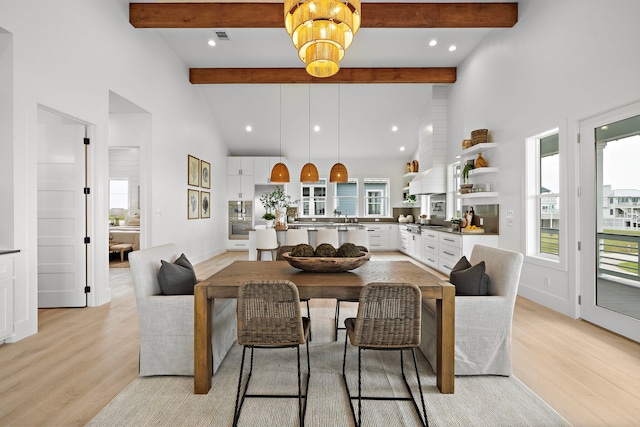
[475,152,487,168]
[265,219,274,228]
[275,209,287,230]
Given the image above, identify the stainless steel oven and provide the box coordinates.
[229,201,252,240]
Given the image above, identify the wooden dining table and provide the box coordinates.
[193,260,455,394]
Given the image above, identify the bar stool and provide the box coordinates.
[316,228,339,248]
[346,229,370,252]
[286,229,309,246]
[255,228,279,261]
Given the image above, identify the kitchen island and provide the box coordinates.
[247,223,371,260]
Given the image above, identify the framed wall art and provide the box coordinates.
[201,191,210,218]
[188,189,200,219]
[188,155,200,186]
[200,160,211,189]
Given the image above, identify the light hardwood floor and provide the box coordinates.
[0,251,638,426]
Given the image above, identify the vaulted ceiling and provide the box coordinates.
[128,1,517,160]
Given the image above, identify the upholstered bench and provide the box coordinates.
[110,243,133,262]
[129,243,237,376]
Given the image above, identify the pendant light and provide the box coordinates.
[270,85,290,183]
[330,84,348,183]
[300,84,319,182]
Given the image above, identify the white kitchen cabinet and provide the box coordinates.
[367,223,395,251]
[253,156,287,184]
[438,232,463,275]
[398,225,409,254]
[408,233,422,260]
[227,175,254,201]
[227,157,255,200]
[421,229,439,270]
[227,156,254,176]
[395,225,499,276]
[227,240,250,251]
[388,224,399,250]
[0,254,15,342]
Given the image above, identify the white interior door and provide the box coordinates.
[37,108,87,308]
[579,102,640,342]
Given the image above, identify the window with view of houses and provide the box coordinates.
[526,129,560,260]
[301,178,327,217]
[363,178,389,217]
[333,180,358,216]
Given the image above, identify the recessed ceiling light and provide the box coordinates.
[245,125,252,132]
[601,125,609,130]
[429,39,437,47]
[207,39,216,47]
[400,146,405,151]
[314,125,320,132]
[449,45,457,52]
[392,126,398,132]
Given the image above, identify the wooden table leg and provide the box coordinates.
[436,285,455,394]
[194,284,212,394]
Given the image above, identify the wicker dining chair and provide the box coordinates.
[276,247,312,342]
[342,282,428,427]
[334,229,370,341]
[233,280,311,427]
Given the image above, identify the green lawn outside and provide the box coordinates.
[602,229,639,255]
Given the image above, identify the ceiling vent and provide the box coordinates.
[213,30,231,41]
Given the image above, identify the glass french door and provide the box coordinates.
[579,103,640,342]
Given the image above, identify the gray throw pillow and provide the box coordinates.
[449,256,489,296]
[158,255,197,295]
[174,253,194,271]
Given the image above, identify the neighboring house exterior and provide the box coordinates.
[603,186,640,230]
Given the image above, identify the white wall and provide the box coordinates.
[1,0,228,341]
[0,30,13,248]
[447,0,640,316]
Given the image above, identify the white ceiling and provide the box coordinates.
[134,1,514,160]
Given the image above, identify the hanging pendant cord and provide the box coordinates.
[337,84,340,163]
[308,84,311,164]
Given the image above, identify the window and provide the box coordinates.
[363,178,389,217]
[301,178,327,217]
[109,179,129,211]
[526,129,560,260]
[448,162,462,219]
[333,180,358,216]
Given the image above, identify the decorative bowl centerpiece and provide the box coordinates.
[282,252,371,273]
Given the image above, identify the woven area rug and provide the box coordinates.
[88,308,570,427]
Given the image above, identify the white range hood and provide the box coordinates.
[409,166,447,195]
[408,86,449,195]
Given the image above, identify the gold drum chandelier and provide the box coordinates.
[285,0,361,78]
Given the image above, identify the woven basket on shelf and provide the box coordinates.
[471,129,488,145]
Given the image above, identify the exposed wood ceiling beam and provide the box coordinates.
[130,2,518,29]
[189,67,457,84]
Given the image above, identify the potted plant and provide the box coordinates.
[460,163,474,193]
[262,212,276,228]
[260,188,299,228]
[449,217,462,231]
[403,194,417,204]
